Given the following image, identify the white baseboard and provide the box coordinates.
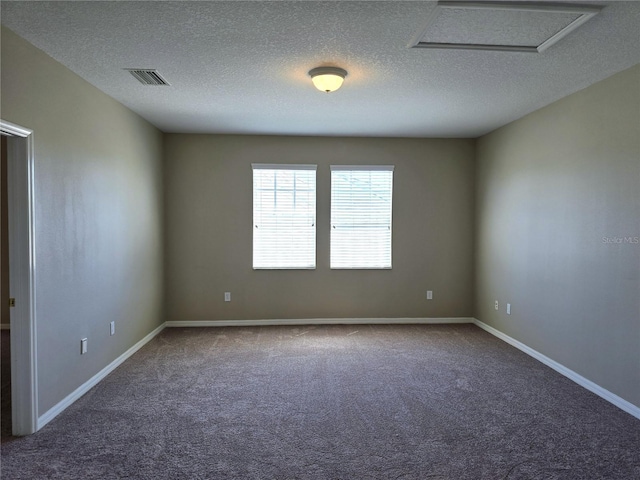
[0,323,10,330]
[473,318,640,420]
[165,317,474,328]
[37,323,166,431]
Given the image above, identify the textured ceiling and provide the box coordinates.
[1,1,639,138]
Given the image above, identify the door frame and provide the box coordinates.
[1,119,38,435]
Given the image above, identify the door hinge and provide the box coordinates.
[9,298,15,307]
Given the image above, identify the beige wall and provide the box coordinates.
[164,135,475,321]
[1,26,164,413]
[475,64,640,407]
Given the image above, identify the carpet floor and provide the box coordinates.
[1,324,639,479]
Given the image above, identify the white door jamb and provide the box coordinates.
[1,119,38,435]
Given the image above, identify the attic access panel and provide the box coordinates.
[410,2,603,53]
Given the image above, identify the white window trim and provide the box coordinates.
[330,165,394,270]
[252,164,317,270]
[252,163,317,171]
[331,165,395,172]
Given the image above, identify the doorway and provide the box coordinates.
[0,120,38,436]
[1,136,11,437]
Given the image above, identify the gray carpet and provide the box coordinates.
[1,324,639,479]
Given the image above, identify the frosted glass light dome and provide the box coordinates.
[309,67,347,93]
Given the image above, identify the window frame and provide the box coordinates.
[330,165,394,270]
[252,163,317,270]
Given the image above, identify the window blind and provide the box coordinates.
[330,165,394,269]
[252,164,317,269]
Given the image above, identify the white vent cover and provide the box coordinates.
[410,1,603,53]
[125,69,170,86]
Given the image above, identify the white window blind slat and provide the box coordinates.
[330,166,394,269]
[253,165,316,269]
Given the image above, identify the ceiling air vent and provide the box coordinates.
[125,69,170,86]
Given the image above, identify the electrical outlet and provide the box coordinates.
[507,303,511,315]
[494,300,499,310]
[426,290,433,300]
[110,321,115,336]
[224,292,231,302]
[81,338,88,354]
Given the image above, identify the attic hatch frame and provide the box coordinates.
[409,1,603,53]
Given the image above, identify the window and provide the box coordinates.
[252,164,316,269]
[330,165,394,269]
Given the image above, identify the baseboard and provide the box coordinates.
[473,318,640,420]
[165,317,474,328]
[0,323,10,330]
[37,323,166,431]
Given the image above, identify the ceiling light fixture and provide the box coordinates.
[309,67,348,93]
